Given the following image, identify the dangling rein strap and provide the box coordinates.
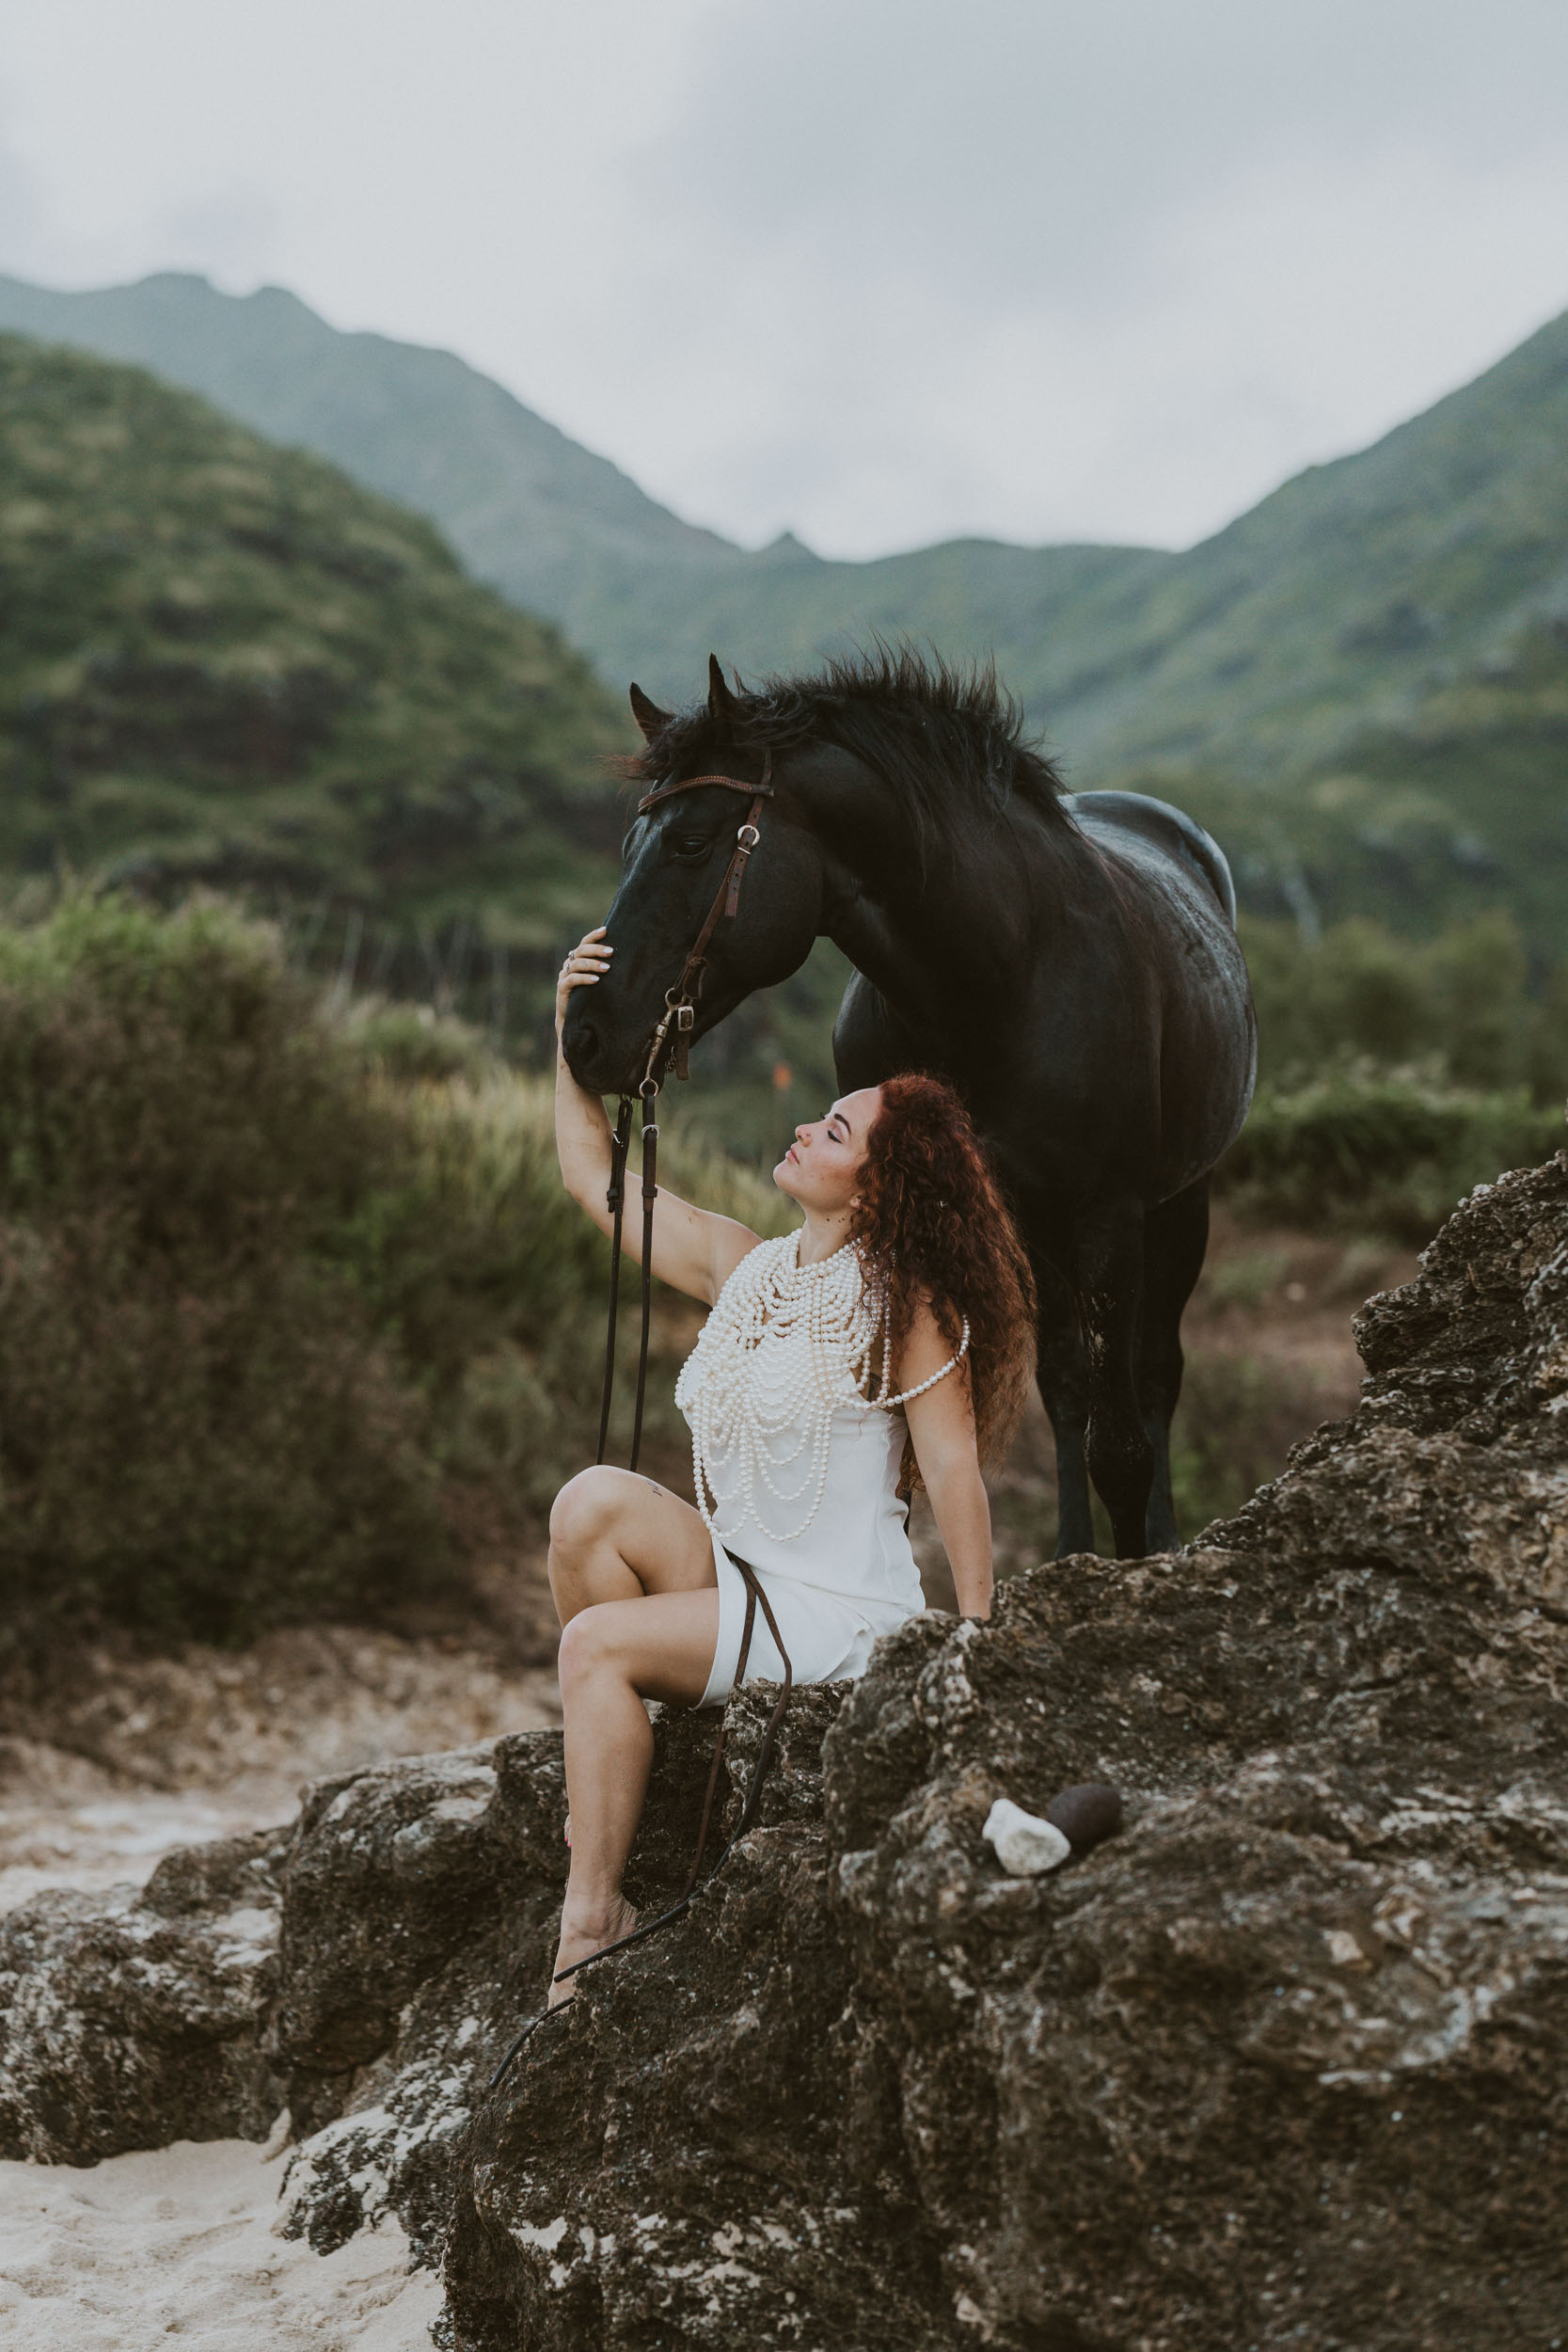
[486,1555,793,2090]
[594,748,774,1471]
[487,749,794,2090]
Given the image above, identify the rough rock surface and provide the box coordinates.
[449,1154,1568,2349]
[3,1155,1565,2348]
[0,1825,288,2160]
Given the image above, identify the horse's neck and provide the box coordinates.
[816,789,1084,1034]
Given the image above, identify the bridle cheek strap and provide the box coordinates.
[595,745,777,1482]
[634,747,774,1089]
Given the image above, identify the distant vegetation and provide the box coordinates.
[1219,909,1566,1237]
[7,272,1568,952]
[1240,909,1568,1095]
[1219,1070,1561,1243]
[0,331,625,1047]
[0,895,783,1654]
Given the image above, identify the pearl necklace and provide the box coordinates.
[674,1231,970,1544]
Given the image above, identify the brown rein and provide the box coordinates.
[486,747,791,2090]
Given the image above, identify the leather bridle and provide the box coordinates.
[630,746,775,1092]
[595,748,775,1471]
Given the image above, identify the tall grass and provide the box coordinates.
[0,895,784,1653]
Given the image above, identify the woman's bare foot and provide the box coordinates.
[546,1893,638,2008]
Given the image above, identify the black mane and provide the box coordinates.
[632,645,1071,858]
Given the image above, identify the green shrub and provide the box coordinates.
[342,1069,791,1501]
[1216,1064,1564,1239]
[1240,908,1568,1098]
[343,999,493,1085]
[0,892,785,1652]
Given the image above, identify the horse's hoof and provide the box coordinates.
[1046,1782,1124,1851]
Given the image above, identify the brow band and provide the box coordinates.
[636,749,775,815]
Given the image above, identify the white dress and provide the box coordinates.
[674,1233,958,1707]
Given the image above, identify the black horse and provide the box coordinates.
[563,648,1256,1559]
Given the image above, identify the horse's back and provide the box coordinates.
[1065,789,1238,926]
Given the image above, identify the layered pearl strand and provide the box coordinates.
[674,1230,970,1543]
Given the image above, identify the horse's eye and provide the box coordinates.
[670,833,711,861]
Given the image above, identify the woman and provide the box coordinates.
[548,927,1035,1999]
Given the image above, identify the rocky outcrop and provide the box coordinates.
[0,1825,288,2161]
[448,1153,1568,2349]
[3,1155,1565,2348]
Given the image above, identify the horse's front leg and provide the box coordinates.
[1032,1255,1095,1558]
[1075,1199,1155,1559]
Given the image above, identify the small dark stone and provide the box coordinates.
[1045,1781,1124,1851]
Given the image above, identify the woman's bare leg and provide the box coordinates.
[543,1468,721,2002]
[551,1588,720,2000]
[548,1466,717,1621]
[549,1464,719,1845]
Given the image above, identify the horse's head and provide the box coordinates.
[562,657,828,1095]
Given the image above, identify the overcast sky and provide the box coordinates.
[3,1,1566,559]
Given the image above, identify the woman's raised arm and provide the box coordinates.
[554,929,760,1307]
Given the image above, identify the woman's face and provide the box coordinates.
[773,1086,881,1215]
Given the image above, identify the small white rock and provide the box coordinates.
[983,1798,1070,1876]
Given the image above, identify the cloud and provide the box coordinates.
[592,0,1568,550]
[0,0,1565,558]
[641,0,1568,299]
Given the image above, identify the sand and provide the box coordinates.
[0,1629,562,2344]
[0,1628,562,1915]
[0,2137,444,2350]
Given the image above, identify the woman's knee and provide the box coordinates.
[549,1466,627,1556]
[557,1600,622,1690]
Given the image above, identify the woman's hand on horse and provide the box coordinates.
[556,926,612,1042]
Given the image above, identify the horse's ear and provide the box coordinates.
[628,682,671,742]
[707,653,742,731]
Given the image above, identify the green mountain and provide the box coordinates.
[0,331,625,1027]
[2,272,1566,946]
[0,270,752,694]
[0,271,1156,708]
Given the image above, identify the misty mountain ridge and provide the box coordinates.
[0,269,1163,706]
[1,269,1566,945]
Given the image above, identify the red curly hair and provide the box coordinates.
[849,1073,1036,1487]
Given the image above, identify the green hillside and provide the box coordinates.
[0,332,625,1031]
[0,271,1162,706]
[0,270,751,690]
[3,274,1567,946]
[1040,310,1568,777]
